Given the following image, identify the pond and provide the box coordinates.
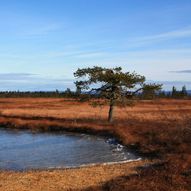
[0,128,140,171]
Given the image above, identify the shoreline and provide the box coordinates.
[0,159,148,191]
[0,158,144,173]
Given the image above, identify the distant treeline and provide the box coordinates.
[0,85,190,99]
[138,85,191,99]
[0,89,76,98]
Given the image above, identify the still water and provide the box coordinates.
[0,128,139,170]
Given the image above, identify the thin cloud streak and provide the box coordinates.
[0,73,37,80]
[20,23,63,37]
[127,26,191,47]
[0,73,74,82]
[169,70,191,73]
[47,50,107,59]
[0,73,75,91]
[142,27,191,40]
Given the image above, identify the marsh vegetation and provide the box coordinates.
[0,98,190,190]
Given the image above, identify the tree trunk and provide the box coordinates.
[108,99,114,122]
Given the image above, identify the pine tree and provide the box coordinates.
[172,86,177,98]
[181,85,187,97]
[74,66,162,122]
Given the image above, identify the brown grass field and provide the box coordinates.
[0,98,191,191]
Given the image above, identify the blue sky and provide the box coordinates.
[0,0,191,91]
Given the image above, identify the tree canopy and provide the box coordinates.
[74,66,162,122]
